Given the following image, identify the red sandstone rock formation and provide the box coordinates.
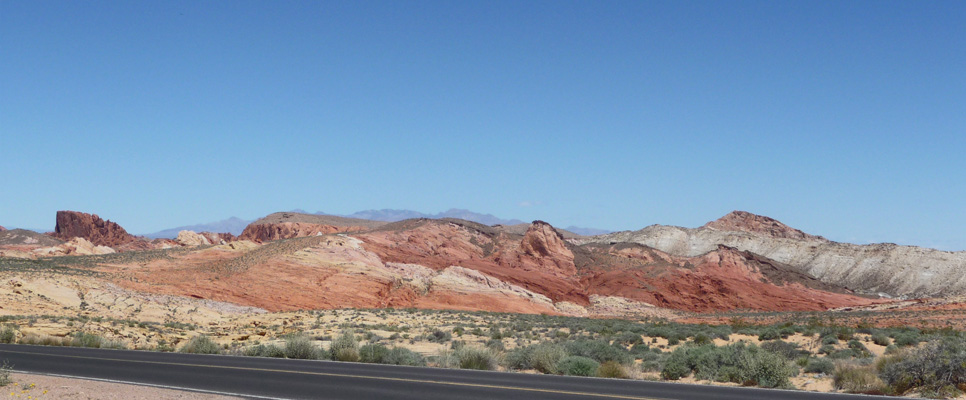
[578,243,873,312]
[517,220,577,276]
[51,211,139,247]
[0,226,6,231]
[98,217,878,315]
[238,222,367,242]
[702,210,824,240]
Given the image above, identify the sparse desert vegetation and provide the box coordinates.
[3,306,966,397]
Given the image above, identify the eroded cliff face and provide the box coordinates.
[238,222,367,242]
[51,211,139,248]
[587,212,966,299]
[519,221,577,276]
[356,219,874,312]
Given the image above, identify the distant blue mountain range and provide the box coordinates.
[144,209,611,238]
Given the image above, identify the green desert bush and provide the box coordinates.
[758,328,781,341]
[639,351,665,372]
[330,331,360,362]
[285,335,322,359]
[878,337,966,396]
[871,333,891,347]
[245,344,285,358]
[456,346,497,370]
[660,343,793,388]
[0,361,11,387]
[760,340,805,360]
[180,335,221,354]
[691,333,713,346]
[564,340,632,365]
[360,343,390,363]
[503,346,533,370]
[557,356,599,377]
[833,363,886,394]
[893,332,922,347]
[803,358,835,375]
[382,347,426,366]
[72,332,106,348]
[531,343,566,374]
[847,339,873,359]
[427,329,452,343]
[0,327,15,344]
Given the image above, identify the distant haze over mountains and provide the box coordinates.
[144,209,612,238]
[143,217,252,239]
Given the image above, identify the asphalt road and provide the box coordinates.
[1,344,884,400]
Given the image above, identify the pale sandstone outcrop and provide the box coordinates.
[176,230,211,247]
[33,237,116,256]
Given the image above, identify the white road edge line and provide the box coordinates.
[11,369,290,400]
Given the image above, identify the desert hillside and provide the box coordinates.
[584,211,966,299]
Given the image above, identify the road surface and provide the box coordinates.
[0,344,883,400]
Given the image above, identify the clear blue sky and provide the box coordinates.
[2,1,964,250]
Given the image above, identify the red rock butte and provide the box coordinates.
[51,210,139,248]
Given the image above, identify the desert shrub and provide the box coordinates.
[102,339,128,350]
[760,340,804,360]
[285,335,322,359]
[691,333,712,346]
[503,346,533,370]
[629,343,651,357]
[661,345,696,380]
[821,335,839,345]
[427,329,452,343]
[894,332,922,347]
[485,338,505,352]
[72,332,105,348]
[804,358,835,374]
[245,344,285,358]
[833,363,885,394]
[557,356,599,376]
[828,349,858,360]
[360,343,390,363]
[884,344,899,355]
[456,346,497,370]
[639,351,665,372]
[878,337,966,396]
[872,333,891,347]
[660,343,792,388]
[383,347,426,366]
[531,343,566,374]
[0,327,15,344]
[180,335,221,354]
[847,340,873,358]
[564,340,632,365]
[434,349,459,368]
[330,331,360,362]
[615,332,643,346]
[19,334,69,346]
[0,361,10,387]
[758,328,781,341]
[818,344,836,355]
[597,361,629,379]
